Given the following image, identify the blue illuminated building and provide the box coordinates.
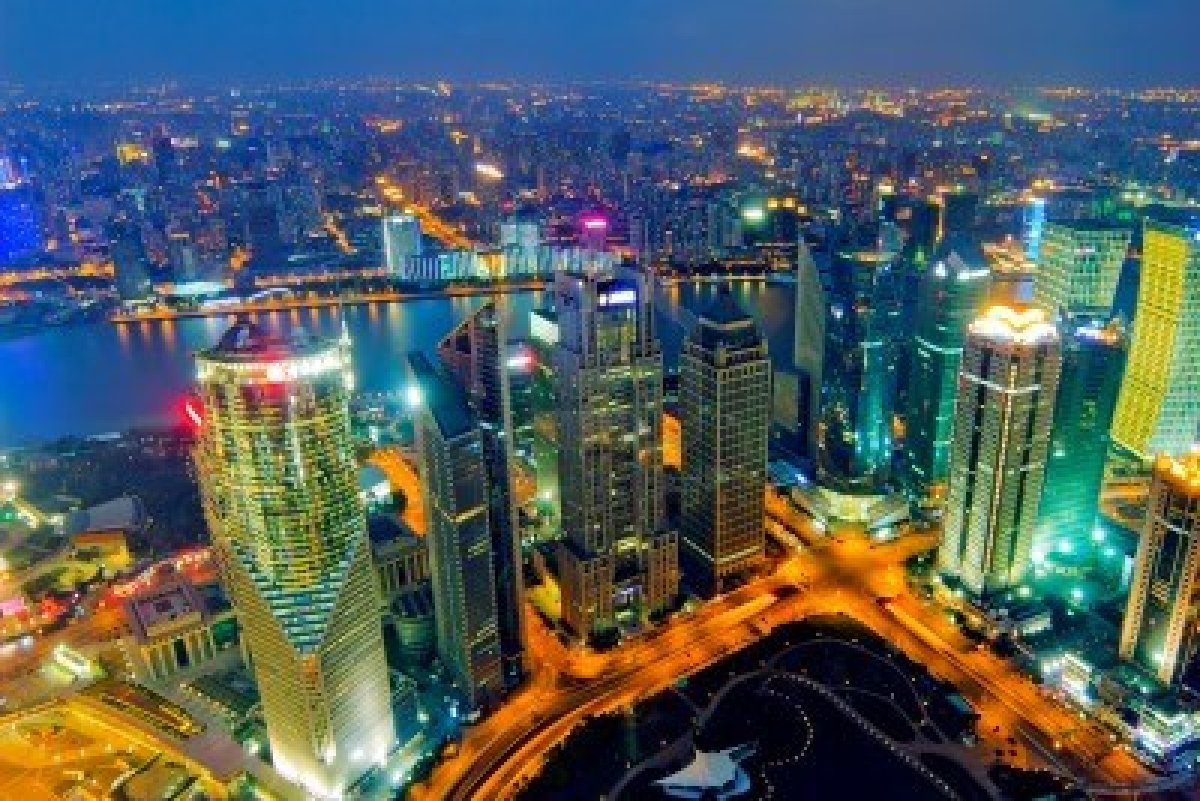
[0,182,45,265]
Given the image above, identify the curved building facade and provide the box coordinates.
[194,321,393,799]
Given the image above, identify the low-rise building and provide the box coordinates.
[122,580,236,683]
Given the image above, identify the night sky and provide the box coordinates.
[2,0,1199,87]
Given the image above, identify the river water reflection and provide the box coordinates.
[0,280,798,447]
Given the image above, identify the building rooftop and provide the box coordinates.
[407,351,476,439]
[1154,452,1200,498]
[200,319,334,363]
[64,495,144,538]
[970,305,1058,345]
[691,285,764,352]
[125,581,207,643]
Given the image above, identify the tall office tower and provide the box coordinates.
[1111,212,1200,458]
[793,240,825,462]
[435,301,527,689]
[1119,453,1200,686]
[903,238,991,506]
[383,214,423,276]
[1033,220,1131,317]
[408,352,504,708]
[1034,320,1126,555]
[107,214,152,301]
[193,322,394,799]
[816,248,902,494]
[680,287,771,595]
[939,190,979,239]
[553,270,678,636]
[939,306,1061,598]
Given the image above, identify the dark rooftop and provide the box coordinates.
[407,351,476,439]
[201,318,331,362]
[690,285,764,352]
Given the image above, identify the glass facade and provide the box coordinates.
[1112,214,1200,458]
[817,249,902,494]
[1034,320,1126,557]
[194,321,394,800]
[903,241,990,506]
[1033,220,1131,317]
[409,352,504,709]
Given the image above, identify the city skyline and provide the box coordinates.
[7,23,1200,798]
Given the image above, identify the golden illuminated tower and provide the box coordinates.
[194,321,393,799]
[1111,213,1200,458]
[1119,453,1200,686]
[939,306,1061,598]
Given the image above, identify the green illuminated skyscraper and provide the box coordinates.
[903,236,990,507]
[817,248,902,494]
[1034,320,1126,558]
[1033,220,1131,317]
[194,321,394,800]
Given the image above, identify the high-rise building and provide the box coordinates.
[553,270,678,636]
[680,286,771,594]
[193,322,394,799]
[435,300,527,689]
[1119,453,1200,686]
[383,214,423,275]
[1111,212,1200,458]
[408,352,504,709]
[108,214,152,301]
[939,306,1061,598]
[793,239,825,463]
[1033,220,1131,317]
[816,248,902,494]
[1034,320,1126,556]
[903,237,991,506]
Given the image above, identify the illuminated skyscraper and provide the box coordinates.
[680,286,770,594]
[903,238,991,506]
[816,248,901,494]
[408,352,504,709]
[553,270,678,637]
[939,306,1061,598]
[1112,212,1200,458]
[194,321,393,799]
[1033,220,1131,317]
[1034,320,1126,556]
[1119,453,1200,686]
[435,300,527,689]
[383,214,423,275]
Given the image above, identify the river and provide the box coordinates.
[0,280,799,448]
